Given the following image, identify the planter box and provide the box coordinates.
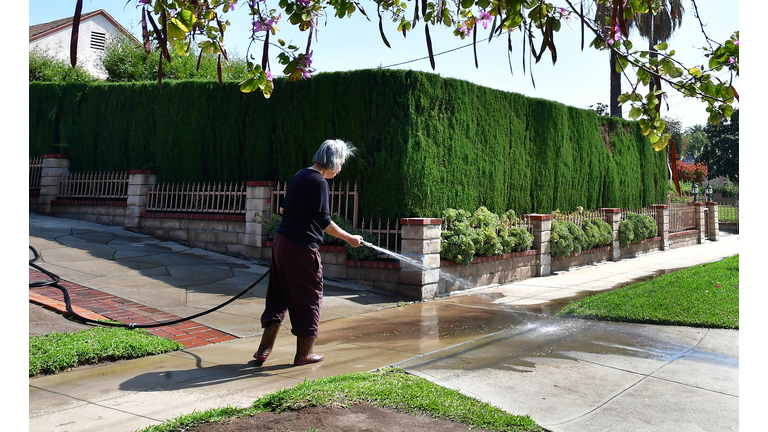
[551,246,612,272]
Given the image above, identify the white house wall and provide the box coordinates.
[30,14,125,80]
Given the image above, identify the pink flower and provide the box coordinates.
[478,11,492,30]
[253,13,281,33]
[266,70,273,82]
[458,21,470,37]
[734,40,739,46]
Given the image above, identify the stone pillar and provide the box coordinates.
[706,201,720,241]
[693,202,706,244]
[37,154,69,214]
[125,170,156,231]
[399,218,442,300]
[602,208,622,261]
[650,204,670,251]
[528,214,552,277]
[245,181,278,259]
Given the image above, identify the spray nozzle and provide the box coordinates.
[361,240,374,248]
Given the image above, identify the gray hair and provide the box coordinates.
[313,139,356,172]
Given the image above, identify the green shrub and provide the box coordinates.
[499,226,534,253]
[622,213,657,245]
[441,220,476,266]
[593,217,614,246]
[440,207,533,265]
[29,47,98,83]
[580,219,600,250]
[619,218,635,247]
[566,221,588,255]
[550,220,575,258]
[101,36,251,82]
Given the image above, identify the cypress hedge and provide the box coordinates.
[29,69,667,218]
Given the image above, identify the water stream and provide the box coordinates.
[362,241,475,291]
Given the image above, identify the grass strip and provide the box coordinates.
[29,325,186,376]
[557,254,738,329]
[139,368,543,432]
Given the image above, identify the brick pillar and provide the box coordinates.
[693,202,706,243]
[650,204,670,251]
[125,170,156,231]
[399,218,442,300]
[528,214,552,277]
[706,201,720,241]
[37,154,69,214]
[245,181,278,259]
[602,208,622,261]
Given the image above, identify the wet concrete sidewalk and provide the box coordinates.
[28,213,739,432]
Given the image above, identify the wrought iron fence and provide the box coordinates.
[551,208,608,226]
[359,217,403,254]
[58,171,129,199]
[29,157,43,190]
[271,181,359,227]
[668,202,696,233]
[146,182,246,214]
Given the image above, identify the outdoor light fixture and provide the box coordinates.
[705,183,713,202]
[692,183,699,202]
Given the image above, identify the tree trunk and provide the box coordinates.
[610,51,622,117]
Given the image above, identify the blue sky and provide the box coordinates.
[28,0,738,130]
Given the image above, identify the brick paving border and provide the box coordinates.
[29,269,237,348]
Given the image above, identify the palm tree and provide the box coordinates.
[633,1,685,93]
[594,3,636,118]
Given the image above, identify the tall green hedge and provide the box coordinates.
[29,69,667,218]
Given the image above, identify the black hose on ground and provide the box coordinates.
[29,245,270,329]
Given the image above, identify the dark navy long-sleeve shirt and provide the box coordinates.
[276,168,332,249]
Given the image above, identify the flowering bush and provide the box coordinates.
[677,162,708,184]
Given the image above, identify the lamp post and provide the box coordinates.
[705,183,713,202]
[692,183,699,203]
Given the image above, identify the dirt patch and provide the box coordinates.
[187,401,494,432]
[29,302,96,336]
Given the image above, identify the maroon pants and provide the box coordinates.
[260,233,324,339]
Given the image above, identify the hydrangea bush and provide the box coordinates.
[441,207,534,266]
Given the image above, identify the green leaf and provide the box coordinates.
[617,93,631,104]
[639,118,651,136]
[239,76,260,93]
[629,106,642,120]
[461,0,474,9]
[689,67,702,78]
[655,42,668,51]
[176,9,196,29]
[652,133,671,151]
[167,20,188,40]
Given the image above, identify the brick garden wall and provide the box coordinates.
[30,156,722,300]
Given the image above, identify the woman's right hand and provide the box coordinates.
[348,234,364,248]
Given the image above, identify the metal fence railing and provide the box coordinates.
[29,157,43,190]
[271,181,359,227]
[146,182,246,214]
[668,202,696,233]
[359,217,403,254]
[551,208,608,226]
[58,171,129,199]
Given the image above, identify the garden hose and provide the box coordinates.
[28,245,270,329]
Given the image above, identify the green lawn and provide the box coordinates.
[557,254,739,329]
[29,325,185,376]
[139,367,543,432]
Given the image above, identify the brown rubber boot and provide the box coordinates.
[253,323,280,366]
[293,337,324,366]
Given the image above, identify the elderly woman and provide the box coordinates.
[254,139,363,366]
